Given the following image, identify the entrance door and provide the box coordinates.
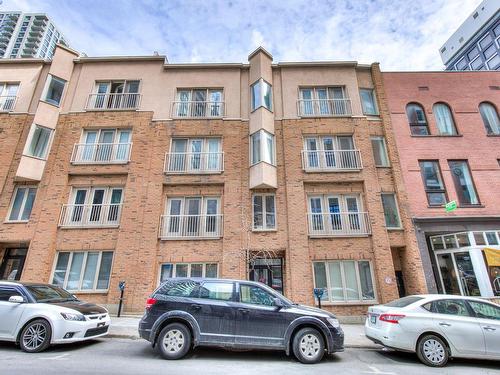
[0,248,28,281]
[249,258,283,293]
[436,251,481,296]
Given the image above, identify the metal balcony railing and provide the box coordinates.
[159,214,223,239]
[86,93,141,110]
[0,96,17,111]
[59,204,123,228]
[172,101,225,118]
[301,150,362,171]
[164,152,224,174]
[71,143,132,164]
[308,212,371,237]
[297,98,352,117]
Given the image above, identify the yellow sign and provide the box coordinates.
[484,248,500,267]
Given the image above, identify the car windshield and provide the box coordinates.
[25,285,78,303]
[384,296,424,308]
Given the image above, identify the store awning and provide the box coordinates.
[484,248,500,267]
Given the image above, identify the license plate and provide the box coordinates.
[97,322,106,328]
[370,315,377,324]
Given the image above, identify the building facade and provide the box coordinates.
[439,0,499,71]
[0,45,427,317]
[0,12,68,59]
[383,71,500,301]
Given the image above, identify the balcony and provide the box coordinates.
[159,214,223,239]
[59,204,122,228]
[297,98,352,117]
[0,96,17,112]
[308,212,371,237]
[86,93,141,110]
[71,143,132,165]
[172,101,225,119]
[301,150,362,171]
[164,152,224,174]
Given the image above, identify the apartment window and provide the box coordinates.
[167,138,222,173]
[479,102,500,135]
[381,193,401,228]
[299,87,349,116]
[25,124,53,159]
[253,194,276,230]
[0,82,19,111]
[7,186,37,222]
[433,103,457,135]
[42,74,66,106]
[175,88,223,117]
[250,129,275,165]
[160,263,218,283]
[448,161,479,205]
[251,78,272,112]
[406,103,429,135]
[360,89,378,115]
[303,135,360,170]
[313,260,375,302]
[419,161,447,206]
[75,129,131,163]
[90,80,140,109]
[370,137,389,167]
[51,251,113,291]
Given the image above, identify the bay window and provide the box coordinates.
[25,124,53,159]
[42,74,66,107]
[252,193,276,230]
[251,79,272,112]
[250,129,275,165]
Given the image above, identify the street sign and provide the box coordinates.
[445,200,457,212]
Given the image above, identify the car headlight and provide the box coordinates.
[61,312,86,321]
[326,317,340,328]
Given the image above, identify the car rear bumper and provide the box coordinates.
[364,320,414,352]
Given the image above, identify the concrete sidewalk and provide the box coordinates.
[107,316,380,349]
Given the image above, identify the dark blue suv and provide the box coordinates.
[139,278,344,364]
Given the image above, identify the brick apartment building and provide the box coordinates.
[0,44,427,316]
[383,72,500,300]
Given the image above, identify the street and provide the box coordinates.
[0,338,499,375]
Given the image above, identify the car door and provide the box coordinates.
[466,300,500,356]
[431,299,485,355]
[0,286,26,339]
[193,281,237,345]
[233,283,287,348]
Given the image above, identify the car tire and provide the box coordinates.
[416,334,449,367]
[292,327,325,364]
[157,323,191,360]
[19,319,52,353]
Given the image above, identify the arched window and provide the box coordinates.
[406,103,429,135]
[479,102,500,135]
[433,103,457,135]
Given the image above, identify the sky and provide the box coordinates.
[3,0,482,70]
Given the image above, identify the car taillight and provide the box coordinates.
[145,298,157,310]
[379,314,405,324]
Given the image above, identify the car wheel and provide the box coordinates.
[416,334,449,367]
[157,323,191,360]
[292,327,325,364]
[19,319,52,353]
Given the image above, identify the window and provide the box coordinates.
[157,280,200,297]
[253,194,276,230]
[419,161,447,206]
[448,161,479,205]
[479,102,499,135]
[240,284,275,306]
[433,103,457,135]
[313,260,375,302]
[199,282,233,301]
[175,88,223,117]
[160,263,218,283]
[468,301,500,320]
[360,89,378,115]
[431,299,470,316]
[0,287,22,301]
[406,103,429,135]
[90,80,140,109]
[370,137,389,167]
[25,124,53,159]
[75,129,131,163]
[0,82,19,111]
[250,129,275,165]
[167,138,222,173]
[299,86,349,116]
[42,74,66,106]
[303,135,360,170]
[251,79,272,111]
[381,193,401,228]
[51,251,113,291]
[7,186,37,222]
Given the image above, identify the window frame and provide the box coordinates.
[252,193,277,231]
[249,129,276,166]
[432,102,458,136]
[479,102,500,135]
[68,186,124,206]
[239,283,277,307]
[251,78,273,112]
[23,123,54,160]
[381,193,402,229]
[406,103,430,135]
[158,262,219,284]
[6,185,37,223]
[41,74,66,107]
[419,160,448,206]
[370,136,390,167]
[359,88,379,116]
[448,160,481,206]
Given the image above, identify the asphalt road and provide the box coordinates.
[0,338,499,375]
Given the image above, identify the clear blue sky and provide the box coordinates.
[4,0,481,70]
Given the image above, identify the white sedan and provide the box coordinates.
[365,294,500,367]
[0,281,110,352]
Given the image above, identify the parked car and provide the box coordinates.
[139,278,344,364]
[0,281,110,353]
[365,294,500,367]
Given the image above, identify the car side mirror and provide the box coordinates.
[273,298,285,309]
[8,295,25,304]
